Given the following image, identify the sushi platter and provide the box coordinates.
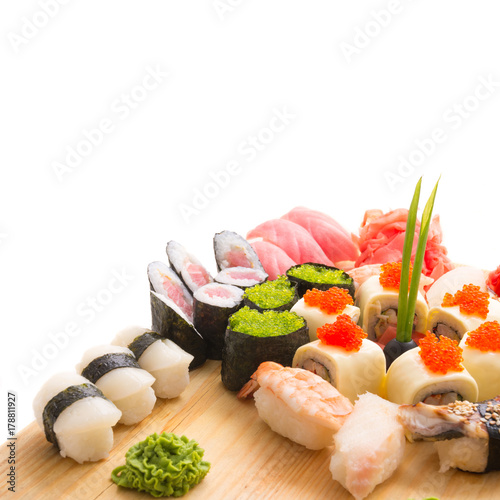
[2,359,499,500]
[4,202,500,499]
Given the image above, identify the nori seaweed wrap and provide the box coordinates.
[213,230,264,272]
[286,262,355,299]
[193,283,244,360]
[150,291,207,369]
[221,307,309,391]
[243,275,298,313]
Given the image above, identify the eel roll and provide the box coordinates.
[293,318,385,403]
[385,333,478,405]
[112,325,193,399]
[193,283,244,359]
[214,230,265,272]
[243,275,298,313]
[427,283,500,341]
[214,266,267,289]
[398,397,500,473]
[166,240,213,293]
[148,261,194,322]
[291,286,360,342]
[286,263,355,299]
[32,372,121,463]
[356,273,428,342]
[221,306,309,392]
[459,321,500,401]
[150,291,207,369]
[76,345,156,425]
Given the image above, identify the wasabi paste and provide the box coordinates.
[111,432,210,497]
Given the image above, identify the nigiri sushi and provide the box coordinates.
[112,326,193,399]
[76,345,156,425]
[237,361,353,450]
[398,397,500,473]
[33,372,121,463]
[329,392,406,500]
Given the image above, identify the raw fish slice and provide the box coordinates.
[238,362,353,449]
[329,392,406,500]
[281,207,359,264]
[249,240,296,280]
[247,219,333,266]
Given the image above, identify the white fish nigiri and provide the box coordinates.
[33,372,121,463]
[329,392,406,500]
[112,325,193,399]
[76,344,156,425]
[238,361,353,450]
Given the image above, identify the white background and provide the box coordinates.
[1,1,499,434]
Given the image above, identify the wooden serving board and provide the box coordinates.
[1,360,499,500]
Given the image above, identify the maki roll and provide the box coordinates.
[290,286,360,342]
[112,325,194,399]
[385,333,478,405]
[76,345,156,425]
[32,372,121,463]
[193,283,244,359]
[293,315,385,403]
[148,261,194,322]
[166,240,213,293]
[459,321,500,401]
[355,264,428,342]
[221,307,309,392]
[150,291,207,369]
[243,275,298,312]
[399,397,500,473]
[286,263,355,299]
[213,230,264,272]
[427,283,500,341]
[214,266,268,289]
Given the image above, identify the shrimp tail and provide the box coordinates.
[237,378,260,399]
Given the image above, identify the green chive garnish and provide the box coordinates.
[396,176,440,342]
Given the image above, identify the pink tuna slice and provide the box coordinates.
[186,262,212,288]
[247,219,333,267]
[281,207,359,264]
[162,276,193,321]
[205,286,233,299]
[250,240,296,281]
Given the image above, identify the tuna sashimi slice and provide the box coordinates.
[281,207,359,264]
[250,240,296,281]
[247,219,333,267]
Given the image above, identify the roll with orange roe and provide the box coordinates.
[293,314,386,403]
[460,320,500,400]
[385,332,478,405]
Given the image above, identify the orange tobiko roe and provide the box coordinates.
[379,262,412,291]
[418,332,464,374]
[317,314,367,352]
[441,284,489,319]
[303,286,353,315]
[465,321,500,352]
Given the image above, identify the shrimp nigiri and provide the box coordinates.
[237,361,353,449]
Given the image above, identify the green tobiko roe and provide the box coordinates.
[229,306,305,337]
[243,275,295,309]
[111,432,210,498]
[287,263,351,284]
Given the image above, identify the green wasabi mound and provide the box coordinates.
[287,263,351,284]
[229,306,305,337]
[111,432,210,497]
[243,275,295,309]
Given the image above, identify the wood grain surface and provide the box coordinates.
[1,360,498,500]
